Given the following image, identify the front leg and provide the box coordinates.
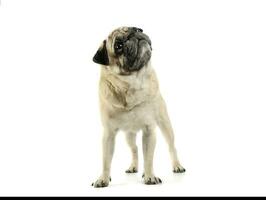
[142,126,162,185]
[92,129,117,188]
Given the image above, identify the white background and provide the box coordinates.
[0,0,266,196]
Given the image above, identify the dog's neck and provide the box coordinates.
[101,62,153,90]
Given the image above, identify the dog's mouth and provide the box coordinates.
[118,72,132,76]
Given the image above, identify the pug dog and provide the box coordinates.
[92,27,185,188]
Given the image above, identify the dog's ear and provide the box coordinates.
[93,40,109,66]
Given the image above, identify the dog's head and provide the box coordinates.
[93,27,152,75]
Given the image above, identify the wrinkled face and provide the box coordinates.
[93,27,152,75]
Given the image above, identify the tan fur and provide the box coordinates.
[92,27,185,188]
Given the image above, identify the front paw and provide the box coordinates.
[142,174,162,185]
[173,165,186,173]
[91,176,111,188]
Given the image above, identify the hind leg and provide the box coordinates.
[157,98,186,173]
[125,132,138,173]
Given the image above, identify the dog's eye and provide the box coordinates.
[115,42,123,50]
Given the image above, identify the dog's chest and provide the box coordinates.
[103,79,157,131]
[104,75,150,108]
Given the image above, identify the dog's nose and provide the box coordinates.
[126,27,145,42]
[132,27,143,33]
